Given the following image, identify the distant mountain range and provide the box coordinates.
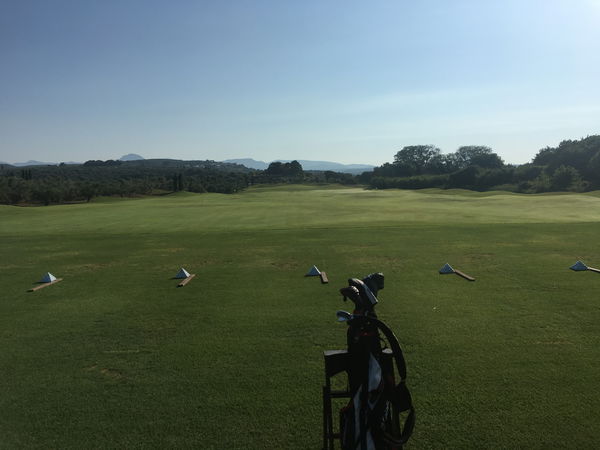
[224,158,374,174]
[1,154,143,167]
[8,160,57,167]
[1,155,374,174]
[1,160,81,167]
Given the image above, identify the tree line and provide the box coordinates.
[0,158,355,205]
[0,160,254,205]
[2,136,599,205]
[361,135,600,193]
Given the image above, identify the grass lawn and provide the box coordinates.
[1,185,600,448]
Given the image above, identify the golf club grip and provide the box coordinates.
[454,270,475,281]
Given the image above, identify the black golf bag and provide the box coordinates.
[338,273,415,450]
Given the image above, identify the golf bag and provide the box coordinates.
[338,273,415,450]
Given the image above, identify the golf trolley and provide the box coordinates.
[322,273,415,450]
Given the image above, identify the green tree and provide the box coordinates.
[265,161,303,177]
[532,136,600,177]
[448,166,478,188]
[81,182,99,202]
[265,162,284,175]
[530,173,552,193]
[551,165,584,191]
[454,146,504,169]
[393,145,441,175]
[587,151,600,187]
[288,160,303,176]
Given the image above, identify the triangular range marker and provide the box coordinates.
[175,268,191,279]
[305,265,321,276]
[39,272,57,283]
[570,260,588,271]
[439,263,454,274]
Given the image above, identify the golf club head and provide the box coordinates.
[570,260,588,271]
[362,272,384,296]
[348,278,378,309]
[336,310,353,322]
[340,286,361,303]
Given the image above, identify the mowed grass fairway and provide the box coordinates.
[2,185,600,449]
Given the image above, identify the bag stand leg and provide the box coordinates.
[322,350,351,449]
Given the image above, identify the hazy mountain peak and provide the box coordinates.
[14,160,54,167]
[120,153,144,161]
[224,158,374,173]
[224,158,268,170]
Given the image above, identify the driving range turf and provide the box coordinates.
[1,185,600,449]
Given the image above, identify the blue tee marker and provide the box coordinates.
[570,260,600,273]
[439,263,475,281]
[305,265,321,276]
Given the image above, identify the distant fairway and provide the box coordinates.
[2,185,600,449]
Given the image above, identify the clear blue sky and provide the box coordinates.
[1,0,599,165]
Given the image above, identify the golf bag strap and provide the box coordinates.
[372,318,407,380]
[381,405,416,447]
[371,317,416,444]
